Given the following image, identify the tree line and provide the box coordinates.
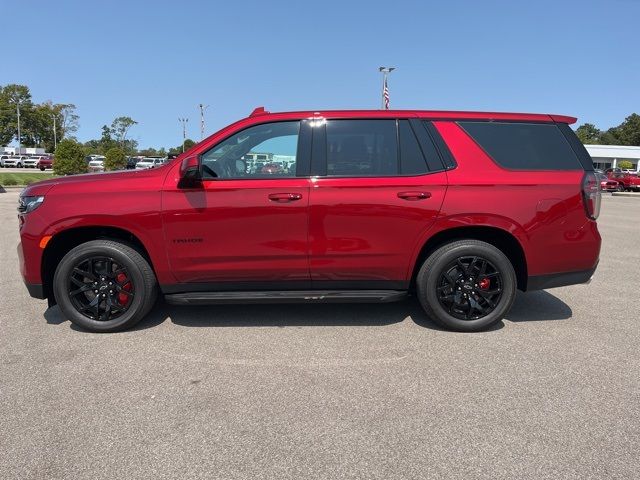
[1,83,196,174]
[575,114,640,146]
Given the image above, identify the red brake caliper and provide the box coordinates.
[116,272,131,305]
[478,278,490,290]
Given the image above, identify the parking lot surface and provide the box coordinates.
[0,190,638,479]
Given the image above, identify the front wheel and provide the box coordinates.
[53,240,157,332]
[416,239,517,332]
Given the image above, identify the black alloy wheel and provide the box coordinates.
[435,256,503,321]
[53,240,157,332]
[67,256,135,322]
[416,239,517,332]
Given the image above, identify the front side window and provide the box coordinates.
[201,121,299,179]
[325,120,398,176]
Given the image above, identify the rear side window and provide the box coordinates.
[459,121,582,170]
[326,120,397,176]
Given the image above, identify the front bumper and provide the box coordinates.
[24,281,45,299]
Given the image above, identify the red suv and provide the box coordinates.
[17,108,601,332]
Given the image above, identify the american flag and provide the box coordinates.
[383,77,390,110]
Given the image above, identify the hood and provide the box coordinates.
[21,166,168,197]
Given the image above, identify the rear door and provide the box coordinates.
[308,118,448,288]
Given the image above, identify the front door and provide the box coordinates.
[162,120,311,287]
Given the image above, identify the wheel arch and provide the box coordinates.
[410,225,528,291]
[41,226,155,304]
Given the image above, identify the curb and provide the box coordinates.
[612,191,640,197]
[0,186,25,193]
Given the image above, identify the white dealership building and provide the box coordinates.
[585,145,640,172]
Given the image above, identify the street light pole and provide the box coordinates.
[52,114,57,151]
[178,118,189,153]
[378,66,395,109]
[16,101,21,153]
[198,104,209,141]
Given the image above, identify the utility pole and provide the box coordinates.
[198,104,209,141]
[378,66,395,110]
[178,118,189,153]
[16,101,21,153]
[52,114,57,151]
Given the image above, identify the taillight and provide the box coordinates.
[582,172,601,220]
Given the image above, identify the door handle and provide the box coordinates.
[268,193,303,203]
[397,191,432,200]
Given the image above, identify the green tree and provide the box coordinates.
[617,160,633,170]
[53,139,87,175]
[104,147,127,171]
[575,123,601,144]
[599,128,622,145]
[0,84,33,146]
[110,116,137,145]
[615,113,640,146]
[168,139,197,155]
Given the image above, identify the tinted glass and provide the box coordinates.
[326,120,397,176]
[459,121,582,170]
[398,120,428,174]
[202,121,299,179]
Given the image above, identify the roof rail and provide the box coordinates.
[250,106,269,117]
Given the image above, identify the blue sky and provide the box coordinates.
[3,0,638,149]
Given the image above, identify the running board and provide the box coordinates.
[164,290,407,305]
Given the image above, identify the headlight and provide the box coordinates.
[18,195,44,214]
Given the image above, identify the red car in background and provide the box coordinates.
[607,169,640,191]
[37,157,54,171]
[597,173,623,192]
[260,162,285,175]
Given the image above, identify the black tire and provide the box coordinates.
[53,240,157,332]
[416,239,517,332]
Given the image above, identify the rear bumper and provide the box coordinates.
[527,264,598,291]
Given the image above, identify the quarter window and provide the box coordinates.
[201,121,299,179]
[459,121,581,170]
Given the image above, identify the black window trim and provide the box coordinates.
[456,120,584,172]
[199,119,310,181]
[309,117,450,178]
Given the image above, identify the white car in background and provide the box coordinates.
[0,155,10,167]
[135,157,166,169]
[3,155,29,168]
[88,156,106,172]
[24,156,48,168]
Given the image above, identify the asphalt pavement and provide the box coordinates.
[0,190,638,479]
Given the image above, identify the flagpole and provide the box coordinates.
[378,66,396,110]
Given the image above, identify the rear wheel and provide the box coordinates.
[53,240,157,332]
[416,240,517,332]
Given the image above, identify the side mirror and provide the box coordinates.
[178,155,202,188]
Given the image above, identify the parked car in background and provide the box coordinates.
[135,157,166,169]
[126,157,141,169]
[24,155,49,168]
[260,162,285,175]
[0,155,10,167]
[597,173,623,192]
[3,155,29,168]
[607,170,640,191]
[88,157,106,172]
[18,107,601,333]
[37,157,54,171]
